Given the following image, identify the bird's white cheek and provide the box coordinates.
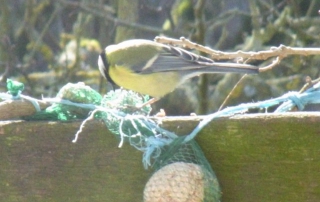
[98,56,104,71]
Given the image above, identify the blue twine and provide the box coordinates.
[184,83,320,143]
[0,92,41,112]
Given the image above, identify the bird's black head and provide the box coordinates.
[98,50,116,86]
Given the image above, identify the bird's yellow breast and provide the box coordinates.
[109,65,181,98]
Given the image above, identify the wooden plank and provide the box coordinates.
[0,120,151,201]
[196,112,320,202]
[0,112,320,201]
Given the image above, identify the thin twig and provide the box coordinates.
[156,36,320,60]
[155,36,320,72]
[258,56,281,72]
[218,74,248,111]
[299,76,320,93]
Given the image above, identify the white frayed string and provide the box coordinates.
[72,109,99,143]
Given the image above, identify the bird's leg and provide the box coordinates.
[120,97,158,114]
[136,97,159,108]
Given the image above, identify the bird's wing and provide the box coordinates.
[135,46,211,73]
[137,46,258,74]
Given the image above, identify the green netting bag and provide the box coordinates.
[24,82,102,121]
[99,89,153,146]
[96,89,221,201]
[144,136,221,202]
[6,79,25,96]
[49,82,102,120]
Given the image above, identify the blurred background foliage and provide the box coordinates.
[1,0,320,115]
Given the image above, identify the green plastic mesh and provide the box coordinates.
[48,82,102,120]
[7,79,24,96]
[99,89,153,144]
[25,82,102,121]
[101,88,151,115]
